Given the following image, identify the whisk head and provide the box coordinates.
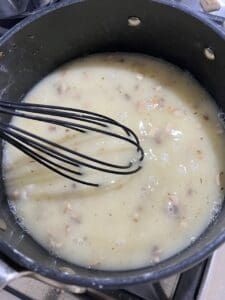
[0,101,144,187]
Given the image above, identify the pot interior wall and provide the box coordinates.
[0,0,225,287]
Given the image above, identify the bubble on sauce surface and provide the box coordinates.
[210,202,222,222]
[218,112,225,128]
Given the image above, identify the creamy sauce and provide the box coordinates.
[3,53,225,270]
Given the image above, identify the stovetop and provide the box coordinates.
[0,0,225,299]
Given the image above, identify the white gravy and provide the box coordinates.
[3,53,225,270]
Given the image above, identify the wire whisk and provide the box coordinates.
[0,101,144,187]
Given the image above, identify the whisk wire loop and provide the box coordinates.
[0,101,144,186]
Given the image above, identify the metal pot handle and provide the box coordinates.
[0,259,138,299]
[0,258,86,294]
[0,258,21,289]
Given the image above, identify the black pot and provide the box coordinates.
[0,0,225,289]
